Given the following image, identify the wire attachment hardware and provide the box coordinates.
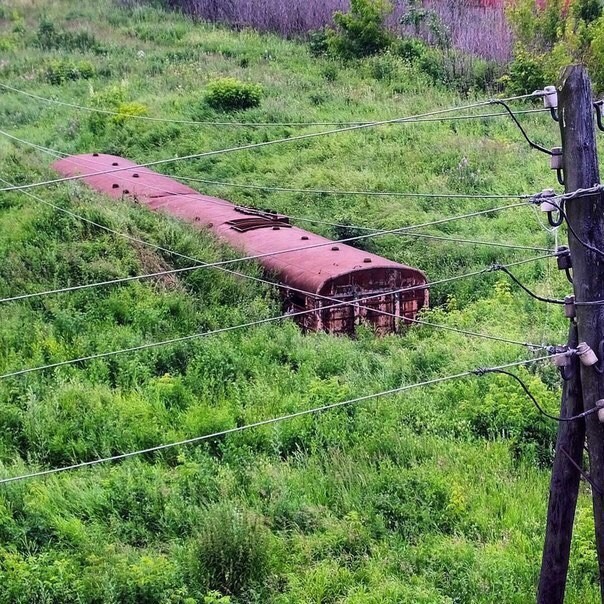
[549,345,573,380]
[596,399,604,423]
[550,147,564,186]
[534,188,565,227]
[564,294,576,319]
[577,342,599,367]
[556,246,573,283]
[595,101,604,132]
[542,85,559,122]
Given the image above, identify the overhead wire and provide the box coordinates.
[0,82,549,128]
[0,130,554,256]
[476,367,601,423]
[0,92,545,193]
[0,353,563,486]
[0,133,564,353]
[0,253,557,381]
[0,97,562,354]
[0,140,559,346]
[0,137,536,284]
[173,172,532,200]
[0,198,534,304]
[0,128,535,201]
[492,264,566,305]
[0,175,556,352]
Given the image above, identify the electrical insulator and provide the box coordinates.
[564,295,576,319]
[540,199,559,213]
[538,189,558,212]
[550,148,563,170]
[543,86,558,109]
[597,399,604,423]
[556,246,572,270]
[577,342,599,367]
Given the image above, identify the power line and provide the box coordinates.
[0,132,552,256]
[284,217,552,253]
[493,264,566,305]
[0,200,532,304]
[0,82,549,128]
[476,367,600,423]
[0,93,544,193]
[0,353,561,486]
[174,173,532,200]
[0,142,560,349]
[0,176,555,351]
[0,140,559,351]
[0,254,556,381]
[0,128,534,201]
[1,183,555,353]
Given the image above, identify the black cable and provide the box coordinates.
[475,368,599,422]
[547,199,565,227]
[491,264,566,305]
[549,200,604,260]
[491,100,553,156]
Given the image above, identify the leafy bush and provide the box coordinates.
[189,504,273,596]
[36,18,102,53]
[203,78,263,112]
[44,59,95,85]
[588,18,604,92]
[394,37,428,62]
[308,28,330,57]
[498,45,547,96]
[326,0,394,59]
[112,101,150,125]
[504,0,604,93]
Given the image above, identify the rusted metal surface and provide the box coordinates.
[53,153,429,335]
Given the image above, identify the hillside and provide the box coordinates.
[0,1,597,602]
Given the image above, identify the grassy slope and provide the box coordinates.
[0,1,598,602]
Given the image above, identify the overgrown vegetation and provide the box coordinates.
[0,0,598,602]
[204,77,263,112]
[504,0,604,93]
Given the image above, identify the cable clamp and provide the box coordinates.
[487,263,503,273]
[547,345,572,367]
[473,367,489,376]
[555,246,572,269]
[529,188,557,208]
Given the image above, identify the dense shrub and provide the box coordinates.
[44,59,95,85]
[203,77,263,112]
[189,504,273,596]
[504,0,604,93]
[394,36,428,62]
[36,19,103,53]
[498,45,548,96]
[326,0,394,59]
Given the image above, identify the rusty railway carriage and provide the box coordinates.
[53,154,429,335]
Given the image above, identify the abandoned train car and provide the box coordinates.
[53,154,429,335]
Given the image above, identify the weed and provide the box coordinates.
[203,77,263,112]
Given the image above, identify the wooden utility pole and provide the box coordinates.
[538,324,584,604]
[558,64,604,599]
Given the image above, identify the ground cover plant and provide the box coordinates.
[0,0,600,602]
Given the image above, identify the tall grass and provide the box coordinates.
[162,0,513,62]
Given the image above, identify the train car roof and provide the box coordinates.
[53,154,427,294]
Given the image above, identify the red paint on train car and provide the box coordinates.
[53,153,428,335]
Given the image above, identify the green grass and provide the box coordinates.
[0,1,598,602]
